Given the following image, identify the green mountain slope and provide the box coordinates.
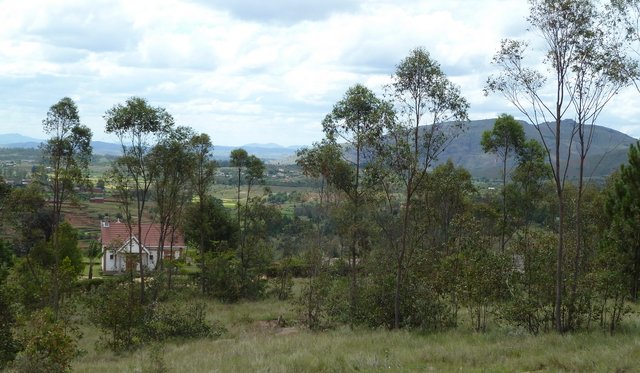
[439,118,636,179]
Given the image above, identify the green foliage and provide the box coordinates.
[590,234,632,333]
[40,97,92,226]
[505,139,551,228]
[142,301,225,341]
[499,229,557,334]
[0,287,18,368]
[5,256,50,310]
[88,277,224,352]
[480,114,525,163]
[606,142,640,300]
[298,248,332,330]
[200,251,242,302]
[51,221,84,275]
[12,308,81,373]
[481,114,526,250]
[268,258,295,301]
[88,279,146,351]
[85,240,102,280]
[3,186,53,251]
[447,215,509,331]
[184,197,239,253]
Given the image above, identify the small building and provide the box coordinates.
[100,220,186,274]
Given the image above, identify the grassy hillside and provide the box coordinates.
[70,294,640,372]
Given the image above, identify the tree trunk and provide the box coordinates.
[501,150,508,251]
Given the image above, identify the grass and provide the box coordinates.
[70,290,640,373]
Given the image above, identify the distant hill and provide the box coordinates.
[0,135,303,161]
[338,118,637,180]
[440,118,637,179]
[214,144,302,161]
[1,121,635,179]
[0,133,42,145]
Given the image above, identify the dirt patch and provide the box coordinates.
[253,319,300,336]
[275,327,298,336]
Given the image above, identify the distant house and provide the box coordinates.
[100,220,186,274]
[89,197,105,203]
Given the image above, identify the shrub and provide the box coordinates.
[87,279,146,351]
[142,301,225,341]
[0,288,18,369]
[88,278,225,352]
[201,251,242,302]
[11,308,81,373]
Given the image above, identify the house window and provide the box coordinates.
[109,254,114,260]
[150,254,154,261]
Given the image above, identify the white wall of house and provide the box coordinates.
[101,238,184,273]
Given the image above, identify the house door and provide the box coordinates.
[126,255,135,271]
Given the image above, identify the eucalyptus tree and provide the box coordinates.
[485,0,636,331]
[148,126,196,290]
[244,155,265,206]
[41,97,93,227]
[322,83,394,323]
[481,114,525,251]
[378,47,468,329]
[296,140,344,207]
[296,141,349,324]
[230,148,249,223]
[40,97,92,315]
[189,133,218,294]
[239,154,265,287]
[506,139,551,233]
[104,97,174,303]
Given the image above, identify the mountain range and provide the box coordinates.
[1,118,637,179]
[0,133,302,161]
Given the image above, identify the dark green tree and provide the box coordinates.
[506,139,551,232]
[148,126,195,291]
[481,114,525,251]
[40,97,92,316]
[184,197,238,254]
[189,133,218,294]
[86,239,102,280]
[606,142,640,300]
[0,240,17,368]
[229,148,249,223]
[40,97,92,228]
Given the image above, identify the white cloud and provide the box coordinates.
[0,0,637,146]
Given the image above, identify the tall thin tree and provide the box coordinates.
[104,97,173,303]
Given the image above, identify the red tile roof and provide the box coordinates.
[101,221,185,248]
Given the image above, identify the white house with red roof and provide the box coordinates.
[100,219,186,274]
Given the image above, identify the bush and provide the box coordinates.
[87,278,225,352]
[498,230,556,334]
[0,288,18,369]
[201,251,242,302]
[11,308,81,373]
[87,279,146,351]
[142,301,225,341]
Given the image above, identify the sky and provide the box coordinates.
[1,0,639,147]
